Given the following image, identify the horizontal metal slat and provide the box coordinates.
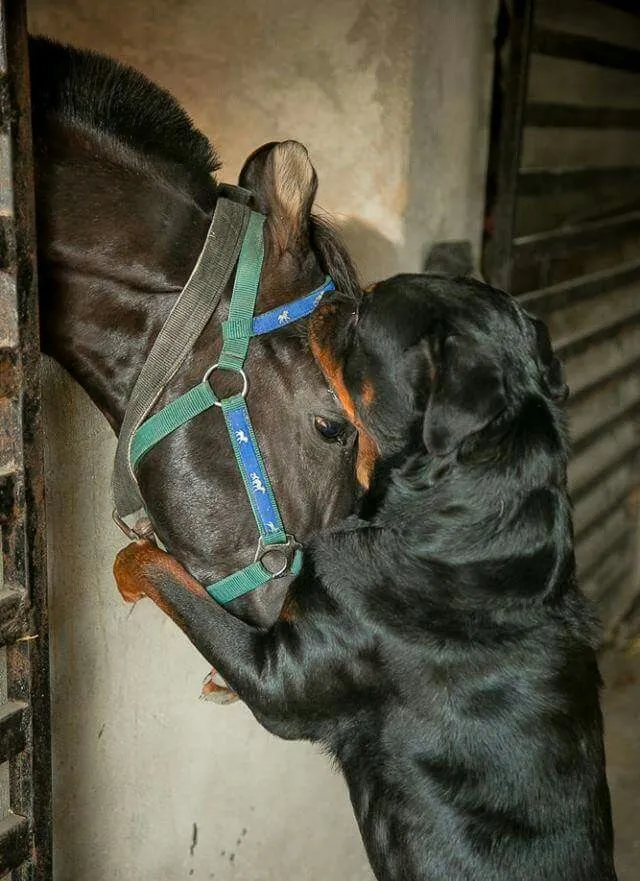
[570,412,639,494]
[577,512,634,579]
[569,353,640,410]
[0,274,17,350]
[586,552,636,638]
[529,48,640,114]
[526,103,640,129]
[0,701,26,764]
[513,209,640,266]
[555,302,640,358]
[584,534,634,596]
[519,258,640,316]
[0,588,22,619]
[518,166,640,198]
[0,348,17,400]
[538,0,640,39]
[0,813,28,875]
[572,445,638,508]
[562,327,640,401]
[588,540,634,595]
[0,136,13,219]
[0,587,27,647]
[518,260,640,340]
[593,0,640,18]
[0,467,15,524]
[569,373,640,446]
[521,128,640,175]
[573,458,638,536]
[532,26,640,72]
[0,399,18,470]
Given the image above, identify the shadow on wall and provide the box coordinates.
[336,217,401,285]
[403,0,495,272]
[334,1,495,281]
[336,218,479,286]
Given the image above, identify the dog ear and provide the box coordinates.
[422,336,507,455]
[531,316,569,404]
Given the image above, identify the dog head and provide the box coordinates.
[310,273,568,488]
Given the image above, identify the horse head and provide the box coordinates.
[31,37,360,628]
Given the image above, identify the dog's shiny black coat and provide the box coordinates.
[149,274,617,881]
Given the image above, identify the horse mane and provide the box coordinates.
[28,35,219,203]
[28,36,360,297]
[310,215,361,302]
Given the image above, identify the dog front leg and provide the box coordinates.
[113,541,322,737]
[114,540,269,688]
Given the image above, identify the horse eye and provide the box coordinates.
[314,415,348,442]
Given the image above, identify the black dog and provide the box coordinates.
[115,274,617,881]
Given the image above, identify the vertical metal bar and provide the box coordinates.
[484,0,535,291]
[0,0,52,877]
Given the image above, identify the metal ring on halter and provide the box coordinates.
[254,534,300,578]
[202,362,249,406]
[112,509,156,543]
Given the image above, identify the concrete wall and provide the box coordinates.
[28,1,496,878]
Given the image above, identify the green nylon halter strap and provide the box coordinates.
[219,210,265,370]
[130,383,218,471]
[209,549,304,605]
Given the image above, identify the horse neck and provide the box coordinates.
[35,121,215,430]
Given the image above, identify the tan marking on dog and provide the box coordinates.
[361,379,375,406]
[279,590,298,623]
[355,432,379,489]
[309,329,380,489]
[114,540,210,612]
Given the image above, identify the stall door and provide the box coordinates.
[484,0,640,639]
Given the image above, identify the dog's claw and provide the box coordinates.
[201,668,239,704]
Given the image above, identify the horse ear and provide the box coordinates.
[423,336,507,456]
[238,140,317,253]
[531,315,569,403]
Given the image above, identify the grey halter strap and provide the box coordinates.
[111,188,252,521]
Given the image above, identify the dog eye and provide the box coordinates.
[314,415,348,442]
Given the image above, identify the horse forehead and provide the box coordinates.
[252,337,334,409]
[258,250,325,312]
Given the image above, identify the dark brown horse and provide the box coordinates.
[30,36,361,633]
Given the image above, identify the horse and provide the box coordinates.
[29,35,361,644]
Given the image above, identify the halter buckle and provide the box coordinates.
[112,509,156,543]
[254,534,300,578]
[203,362,249,406]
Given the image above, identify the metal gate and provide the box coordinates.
[484,0,640,639]
[0,0,52,877]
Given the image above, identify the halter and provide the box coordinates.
[111,189,334,604]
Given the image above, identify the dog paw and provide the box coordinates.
[113,539,163,603]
